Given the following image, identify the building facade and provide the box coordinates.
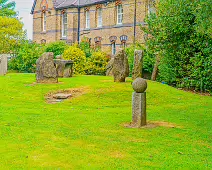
[31,0,153,55]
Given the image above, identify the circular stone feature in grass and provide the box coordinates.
[53,93,72,99]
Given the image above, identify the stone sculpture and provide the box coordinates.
[132,50,143,80]
[132,78,147,127]
[36,52,58,83]
[0,55,7,76]
[106,58,114,76]
[112,50,129,82]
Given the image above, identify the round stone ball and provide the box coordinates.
[132,78,147,93]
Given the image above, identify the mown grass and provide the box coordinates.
[0,73,211,169]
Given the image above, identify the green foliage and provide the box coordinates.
[85,51,109,75]
[143,0,212,93]
[79,37,92,58]
[125,44,155,77]
[45,41,68,58]
[8,42,45,73]
[0,0,16,17]
[0,16,24,53]
[63,44,86,74]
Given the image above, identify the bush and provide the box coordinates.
[85,51,109,75]
[45,41,68,58]
[63,44,86,74]
[143,0,212,93]
[79,37,92,58]
[8,42,45,73]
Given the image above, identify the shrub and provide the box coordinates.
[45,41,68,58]
[79,37,92,58]
[8,42,45,73]
[142,0,212,93]
[85,51,109,75]
[63,45,86,74]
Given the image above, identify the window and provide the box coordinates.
[97,8,102,27]
[62,12,68,37]
[112,43,116,55]
[85,11,90,29]
[117,5,123,24]
[42,12,46,32]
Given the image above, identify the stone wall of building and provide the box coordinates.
[33,0,147,55]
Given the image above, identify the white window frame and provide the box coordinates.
[117,5,123,25]
[85,11,90,29]
[62,13,68,37]
[97,8,102,27]
[42,12,46,32]
[112,43,116,55]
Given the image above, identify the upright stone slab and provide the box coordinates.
[0,55,7,75]
[112,50,129,82]
[36,52,58,83]
[132,50,144,80]
[106,58,114,76]
[132,78,147,127]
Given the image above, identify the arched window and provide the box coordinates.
[94,36,102,49]
[109,36,117,55]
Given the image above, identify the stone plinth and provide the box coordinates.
[132,78,147,127]
[36,52,58,83]
[132,92,146,127]
[54,59,73,78]
[0,55,8,76]
[132,50,143,80]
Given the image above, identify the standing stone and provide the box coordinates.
[36,52,58,83]
[112,50,129,82]
[63,63,73,77]
[106,58,114,76]
[0,55,7,75]
[132,50,143,80]
[132,78,147,127]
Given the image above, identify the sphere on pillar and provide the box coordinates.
[132,78,147,93]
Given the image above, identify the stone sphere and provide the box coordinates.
[132,78,147,93]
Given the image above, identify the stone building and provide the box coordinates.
[31,0,155,55]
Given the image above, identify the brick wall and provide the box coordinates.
[33,0,147,54]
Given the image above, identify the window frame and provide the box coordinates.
[85,10,90,29]
[97,8,103,27]
[62,12,68,38]
[117,5,123,25]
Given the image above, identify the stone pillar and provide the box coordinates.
[132,78,147,127]
[36,52,58,83]
[0,55,8,76]
[132,50,143,80]
[112,50,129,82]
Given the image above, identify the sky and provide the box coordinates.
[12,0,34,39]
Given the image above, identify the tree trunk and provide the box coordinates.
[151,55,160,81]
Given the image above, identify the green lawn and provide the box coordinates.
[0,73,211,169]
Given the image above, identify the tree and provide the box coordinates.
[143,0,212,93]
[0,16,24,54]
[0,0,16,17]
